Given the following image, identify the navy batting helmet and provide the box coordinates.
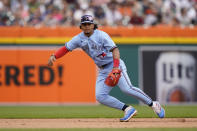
[81,15,94,24]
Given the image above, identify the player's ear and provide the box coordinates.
[80,25,82,29]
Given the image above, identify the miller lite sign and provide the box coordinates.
[156,52,196,103]
[140,46,197,104]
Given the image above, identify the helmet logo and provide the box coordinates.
[81,15,94,24]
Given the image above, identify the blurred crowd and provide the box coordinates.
[0,0,197,27]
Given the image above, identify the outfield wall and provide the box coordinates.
[0,46,96,103]
[0,26,197,104]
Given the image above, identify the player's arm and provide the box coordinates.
[111,47,120,68]
[105,47,121,87]
[48,46,69,66]
[48,35,80,66]
[102,31,120,68]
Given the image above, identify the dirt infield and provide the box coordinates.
[0,118,197,128]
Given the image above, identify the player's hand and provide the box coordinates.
[48,54,56,66]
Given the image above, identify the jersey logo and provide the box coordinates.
[97,52,106,58]
[91,43,102,51]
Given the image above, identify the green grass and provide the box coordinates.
[0,105,197,118]
[135,105,197,118]
[0,128,197,131]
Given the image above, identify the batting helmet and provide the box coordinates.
[81,15,94,24]
[80,15,98,29]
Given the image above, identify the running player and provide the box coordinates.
[48,15,165,122]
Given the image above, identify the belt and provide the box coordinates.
[99,63,110,69]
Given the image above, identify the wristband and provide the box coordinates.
[113,58,119,68]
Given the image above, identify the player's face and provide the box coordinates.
[81,23,94,37]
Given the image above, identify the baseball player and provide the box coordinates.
[48,15,165,122]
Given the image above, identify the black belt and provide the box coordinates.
[99,63,109,69]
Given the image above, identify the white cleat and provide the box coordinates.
[152,101,165,118]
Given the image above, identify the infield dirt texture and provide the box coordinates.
[0,118,197,128]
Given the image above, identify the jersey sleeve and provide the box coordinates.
[102,32,117,51]
[65,35,80,51]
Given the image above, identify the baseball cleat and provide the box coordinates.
[152,101,165,118]
[120,106,137,122]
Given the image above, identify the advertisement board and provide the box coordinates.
[139,46,197,104]
[0,46,96,103]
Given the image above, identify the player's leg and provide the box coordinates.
[95,74,124,110]
[118,68,153,105]
[95,73,137,122]
[118,60,165,118]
